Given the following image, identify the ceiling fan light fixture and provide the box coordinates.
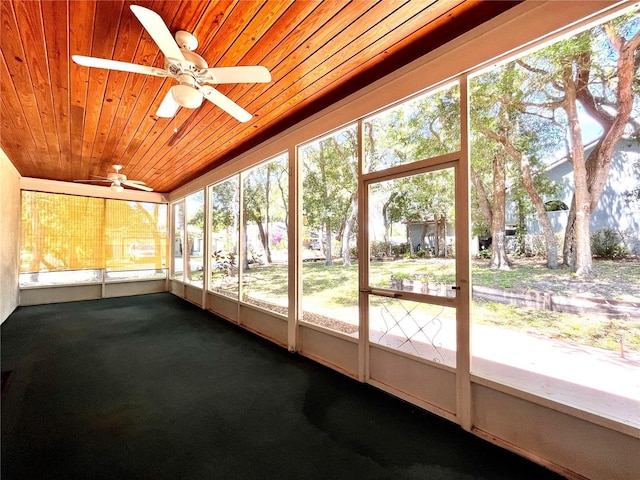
[110,183,124,193]
[171,84,203,109]
[175,30,198,51]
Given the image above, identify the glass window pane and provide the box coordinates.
[368,169,457,300]
[301,125,359,335]
[20,192,167,286]
[469,11,640,426]
[363,82,460,173]
[209,177,239,299]
[369,298,456,366]
[185,191,204,287]
[19,269,103,287]
[20,191,105,286]
[242,153,289,315]
[172,203,185,281]
[105,200,167,275]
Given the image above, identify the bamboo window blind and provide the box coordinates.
[20,191,166,273]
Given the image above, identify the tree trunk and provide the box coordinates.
[480,117,559,268]
[520,155,558,268]
[562,65,593,276]
[441,216,447,258]
[490,152,511,270]
[562,28,639,275]
[324,223,332,266]
[342,196,357,266]
[578,26,640,212]
[470,168,493,229]
[405,222,414,254]
[255,217,269,264]
[382,192,398,255]
[264,169,272,264]
[563,196,577,267]
[420,221,428,254]
[241,216,250,273]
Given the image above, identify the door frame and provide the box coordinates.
[358,147,471,425]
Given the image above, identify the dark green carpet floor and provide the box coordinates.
[2,293,564,479]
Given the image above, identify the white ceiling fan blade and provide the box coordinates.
[201,66,271,84]
[156,90,180,118]
[130,5,185,63]
[74,179,109,183]
[122,180,153,191]
[72,55,168,77]
[200,86,252,123]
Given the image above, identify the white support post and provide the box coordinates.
[288,146,301,353]
[165,203,171,292]
[456,75,472,431]
[202,186,210,309]
[357,118,369,382]
[237,177,244,324]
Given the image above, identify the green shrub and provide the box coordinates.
[591,228,629,259]
[391,272,412,280]
[370,241,390,257]
[391,242,410,257]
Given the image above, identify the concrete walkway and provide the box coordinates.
[471,323,639,427]
[368,312,640,428]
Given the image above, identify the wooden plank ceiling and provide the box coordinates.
[1,0,517,193]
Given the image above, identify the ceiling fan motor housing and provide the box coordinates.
[107,172,125,182]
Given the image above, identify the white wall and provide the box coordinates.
[0,149,21,322]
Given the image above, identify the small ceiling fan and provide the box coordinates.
[75,165,153,193]
[72,5,271,122]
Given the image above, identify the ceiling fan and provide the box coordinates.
[72,5,271,122]
[75,165,153,193]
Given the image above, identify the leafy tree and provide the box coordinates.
[469,12,639,274]
[210,178,238,232]
[210,177,239,274]
[413,169,456,256]
[174,202,187,279]
[365,87,458,257]
[302,126,357,266]
[183,191,204,281]
[516,13,640,275]
[243,158,288,265]
[471,66,561,269]
[244,169,269,265]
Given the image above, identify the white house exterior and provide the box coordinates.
[516,138,640,255]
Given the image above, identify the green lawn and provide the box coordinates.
[224,257,640,352]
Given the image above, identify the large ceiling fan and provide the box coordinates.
[72,5,271,122]
[75,165,153,193]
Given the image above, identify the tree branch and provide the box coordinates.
[516,58,548,76]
